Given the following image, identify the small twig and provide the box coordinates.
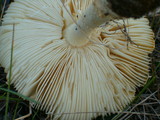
[119,91,158,120]
[47,110,160,117]
[15,103,32,120]
[140,102,160,105]
[0,103,5,111]
[113,20,138,49]
[135,108,143,120]
[156,27,160,40]
[143,104,146,120]
[148,89,160,104]
[101,22,118,35]
[149,105,160,119]
[47,90,158,118]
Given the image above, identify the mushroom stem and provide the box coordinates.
[64,0,119,47]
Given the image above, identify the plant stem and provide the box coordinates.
[64,0,119,47]
[4,24,15,120]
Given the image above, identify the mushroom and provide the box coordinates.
[0,0,155,119]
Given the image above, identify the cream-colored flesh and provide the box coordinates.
[64,0,119,47]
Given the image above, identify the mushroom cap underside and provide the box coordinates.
[0,0,155,119]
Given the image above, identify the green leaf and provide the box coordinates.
[0,87,39,104]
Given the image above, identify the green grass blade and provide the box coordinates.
[0,87,39,103]
[13,102,20,120]
[0,96,22,101]
[32,110,39,120]
[4,23,15,120]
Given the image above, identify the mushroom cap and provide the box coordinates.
[0,0,155,119]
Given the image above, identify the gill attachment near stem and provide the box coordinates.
[64,0,119,47]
